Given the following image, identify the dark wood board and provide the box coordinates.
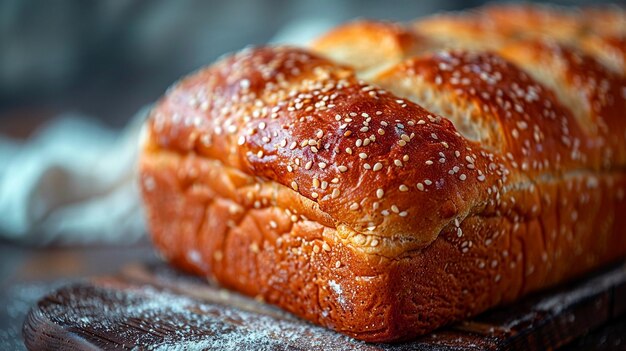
[22,261,626,350]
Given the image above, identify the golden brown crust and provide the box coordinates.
[140,3,626,342]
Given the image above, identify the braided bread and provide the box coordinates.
[139,4,626,342]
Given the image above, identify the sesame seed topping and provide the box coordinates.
[376,188,384,199]
[359,152,368,159]
[373,162,383,171]
[459,174,467,181]
[399,184,409,192]
[291,181,299,191]
[322,242,331,251]
[416,183,425,191]
[349,202,359,211]
[335,260,341,268]
[399,211,408,217]
[425,160,434,165]
[394,159,403,167]
[363,163,371,170]
[377,128,385,135]
[319,162,327,169]
[331,188,340,199]
[391,205,399,213]
[338,165,348,172]
[313,178,320,188]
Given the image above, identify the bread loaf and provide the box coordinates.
[139,4,626,342]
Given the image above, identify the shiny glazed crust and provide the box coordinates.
[140,4,626,342]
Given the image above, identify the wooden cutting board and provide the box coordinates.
[22,261,626,350]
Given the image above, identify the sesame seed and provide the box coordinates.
[335,260,341,268]
[259,122,266,130]
[399,211,408,217]
[291,181,299,191]
[338,165,348,172]
[373,162,383,171]
[319,162,327,169]
[431,133,438,140]
[376,188,384,199]
[331,188,340,199]
[287,165,293,172]
[345,147,353,154]
[398,140,407,146]
[402,155,409,162]
[313,245,320,253]
[363,163,371,170]
[322,242,331,251]
[316,130,323,138]
[401,134,410,142]
[424,179,432,185]
[269,220,277,229]
[394,159,403,167]
[378,128,385,135]
[311,192,319,199]
[399,184,409,192]
[349,202,359,211]
[313,178,320,188]
[305,161,312,170]
[425,160,434,165]
[391,205,399,213]
[459,174,467,181]
[311,146,318,153]
[359,152,368,159]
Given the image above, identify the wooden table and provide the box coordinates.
[3,238,624,350]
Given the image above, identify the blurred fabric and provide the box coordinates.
[0,0,617,244]
[0,109,148,244]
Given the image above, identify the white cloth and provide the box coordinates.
[0,108,149,245]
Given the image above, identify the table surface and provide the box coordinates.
[0,238,157,350]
